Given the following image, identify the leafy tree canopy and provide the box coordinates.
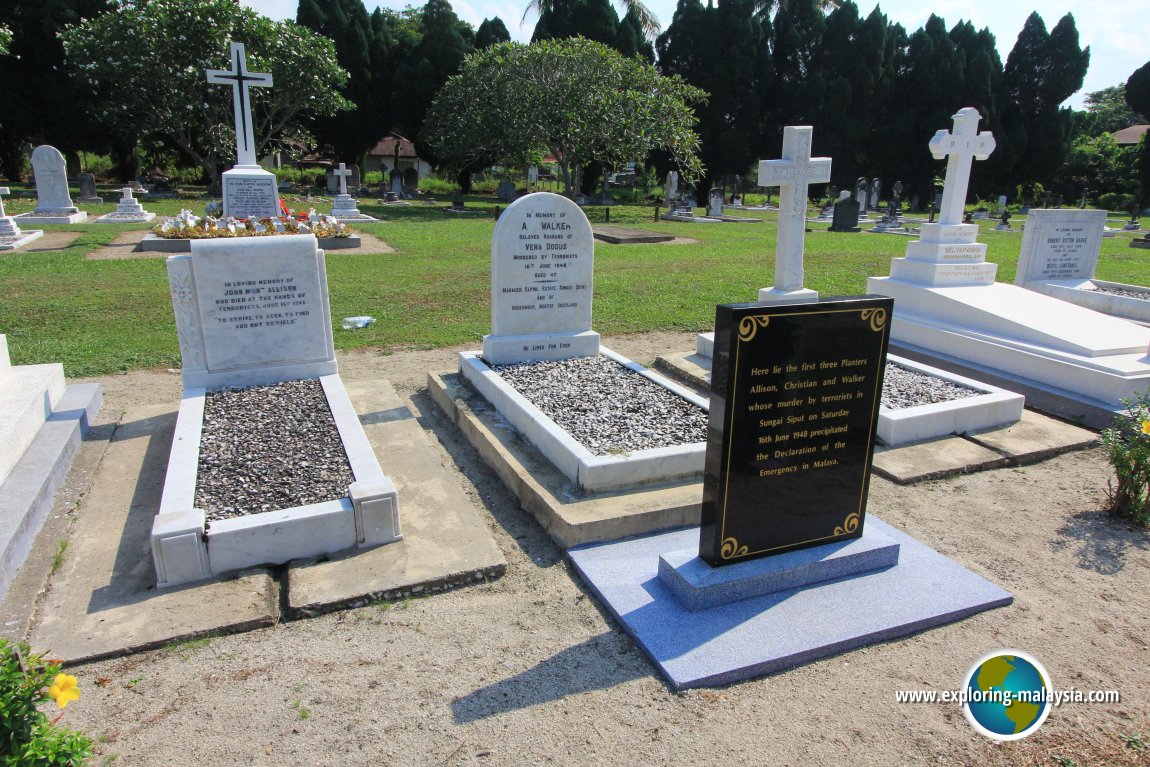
[423,37,706,195]
[1127,61,1150,120]
[63,0,351,182]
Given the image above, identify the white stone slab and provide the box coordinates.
[1024,279,1150,324]
[13,212,86,225]
[167,234,337,389]
[1015,209,1107,285]
[877,355,1024,446]
[483,192,598,364]
[0,356,66,487]
[459,347,707,492]
[152,374,401,588]
[222,166,279,220]
[0,229,43,250]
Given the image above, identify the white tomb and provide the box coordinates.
[95,187,156,224]
[207,42,280,220]
[1015,209,1150,323]
[867,107,1150,417]
[0,334,102,599]
[154,234,401,588]
[14,146,87,225]
[329,162,378,222]
[0,187,43,250]
[460,192,707,492]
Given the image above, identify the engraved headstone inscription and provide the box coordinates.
[482,192,599,365]
[1014,209,1107,285]
[700,296,893,566]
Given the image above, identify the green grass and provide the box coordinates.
[0,188,1146,377]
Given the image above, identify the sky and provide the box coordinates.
[241,0,1149,110]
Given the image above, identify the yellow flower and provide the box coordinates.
[47,673,80,708]
[1142,421,1150,435]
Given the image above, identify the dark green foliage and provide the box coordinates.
[392,0,474,148]
[533,0,620,46]
[1082,85,1144,135]
[1127,61,1150,120]
[475,17,511,48]
[1101,390,1150,524]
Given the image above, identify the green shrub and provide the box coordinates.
[0,639,92,766]
[1097,192,1135,213]
[1101,390,1150,524]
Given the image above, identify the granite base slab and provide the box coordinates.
[0,230,44,251]
[567,518,1012,689]
[137,233,362,253]
[592,226,675,244]
[14,211,88,225]
[96,212,156,224]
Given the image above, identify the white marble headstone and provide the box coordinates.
[30,146,77,213]
[167,234,337,388]
[483,192,598,364]
[1015,209,1107,285]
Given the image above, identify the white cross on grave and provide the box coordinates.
[206,42,273,167]
[333,163,351,196]
[930,107,995,226]
[0,186,8,218]
[758,125,831,298]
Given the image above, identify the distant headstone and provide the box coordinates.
[326,164,360,194]
[77,172,102,203]
[699,296,893,566]
[206,42,279,219]
[0,187,44,250]
[757,125,831,302]
[996,194,1007,215]
[829,192,861,233]
[527,166,540,185]
[95,187,156,223]
[390,168,404,198]
[329,162,377,221]
[11,146,87,224]
[664,171,678,206]
[1014,209,1107,284]
[855,177,868,215]
[994,209,1012,231]
[497,179,516,202]
[869,178,881,210]
[707,188,724,218]
[482,192,598,365]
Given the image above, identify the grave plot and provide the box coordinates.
[1015,209,1150,324]
[153,234,401,588]
[433,192,708,546]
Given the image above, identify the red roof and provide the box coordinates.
[366,136,419,158]
[1112,124,1150,145]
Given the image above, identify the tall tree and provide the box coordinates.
[524,0,658,39]
[297,0,393,163]
[0,0,111,180]
[392,0,474,150]
[532,0,619,46]
[996,12,1089,192]
[423,38,705,195]
[475,17,511,48]
[63,0,351,184]
[1126,61,1150,203]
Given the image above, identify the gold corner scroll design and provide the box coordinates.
[860,308,887,332]
[834,512,860,536]
[720,537,750,560]
[738,315,770,343]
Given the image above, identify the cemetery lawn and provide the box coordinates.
[0,194,1146,377]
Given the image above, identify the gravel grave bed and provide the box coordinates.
[491,355,707,455]
[1094,285,1150,301]
[196,378,354,521]
[881,362,981,409]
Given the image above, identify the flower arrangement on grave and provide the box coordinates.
[1101,388,1150,524]
[0,638,92,765]
[152,209,352,239]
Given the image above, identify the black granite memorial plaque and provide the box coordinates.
[699,296,893,567]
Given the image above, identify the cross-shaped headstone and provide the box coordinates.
[333,163,351,196]
[929,107,995,226]
[206,42,273,167]
[121,187,134,201]
[0,187,8,218]
[758,126,831,292]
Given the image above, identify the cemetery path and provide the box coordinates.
[11,331,1149,767]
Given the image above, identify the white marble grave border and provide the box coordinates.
[151,373,401,588]
[459,347,708,492]
[1021,278,1150,324]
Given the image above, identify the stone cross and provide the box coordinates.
[929,107,995,226]
[206,42,273,167]
[121,187,134,201]
[758,126,831,292]
[0,187,8,218]
[333,163,351,196]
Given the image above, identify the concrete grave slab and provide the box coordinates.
[568,518,1012,690]
[964,409,1099,464]
[871,435,1008,484]
[30,404,281,664]
[592,226,674,244]
[286,380,506,616]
